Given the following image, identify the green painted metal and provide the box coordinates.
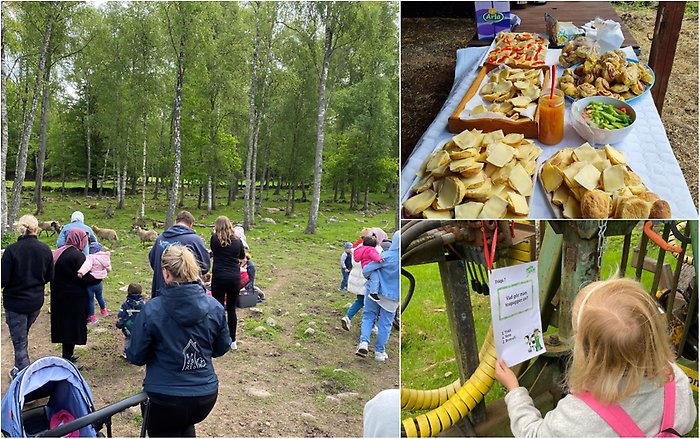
[559,221,601,344]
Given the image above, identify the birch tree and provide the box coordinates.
[8,3,55,227]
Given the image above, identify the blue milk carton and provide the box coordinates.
[475,1,511,41]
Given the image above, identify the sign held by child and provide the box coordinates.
[489,261,545,366]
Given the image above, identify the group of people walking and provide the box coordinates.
[2,210,253,436]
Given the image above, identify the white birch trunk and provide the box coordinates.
[140,112,147,219]
[84,80,91,197]
[304,4,333,234]
[166,46,185,228]
[1,4,10,230]
[9,13,53,227]
[243,2,260,231]
[34,57,51,215]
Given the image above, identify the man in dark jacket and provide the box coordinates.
[149,211,210,297]
[1,215,54,378]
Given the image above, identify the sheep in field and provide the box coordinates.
[38,221,61,237]
[91,225,119,244]
[133,226,158,248]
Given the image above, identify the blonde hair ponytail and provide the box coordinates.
[161,244,200,283]
[15,214,39,236]
[568,277,674,405]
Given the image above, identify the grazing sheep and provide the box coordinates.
[133,226,158,248]
[38,221,61,237]
[91,225,118,243]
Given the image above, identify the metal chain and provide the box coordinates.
[597,220,608,270]
[534,221,541,259]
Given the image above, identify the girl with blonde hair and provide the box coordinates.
[127,244,230,437]
[495,277,696,436]
[210,216,246,351]
[2,214,54,378]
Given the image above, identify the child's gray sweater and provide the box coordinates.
[504,363,696,437]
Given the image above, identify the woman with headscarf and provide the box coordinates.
[211,217,246,351]
[50,228,100,368]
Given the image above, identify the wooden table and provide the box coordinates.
[468,1,640,53]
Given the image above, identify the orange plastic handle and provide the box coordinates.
[643,221,682,254]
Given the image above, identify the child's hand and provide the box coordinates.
[77,272,84,278]
[495,359,519,391]
[379,258,384,263]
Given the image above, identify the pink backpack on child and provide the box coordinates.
[576,380,680,437]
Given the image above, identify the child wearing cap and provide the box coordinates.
[78,241,112,324]
[116,283,146,358]
[339,242,353,292]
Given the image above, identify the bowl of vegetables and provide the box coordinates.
[570,96,636,145]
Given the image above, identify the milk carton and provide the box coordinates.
[475,1,511,40]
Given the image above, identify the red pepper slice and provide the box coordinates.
[618,107,628,114]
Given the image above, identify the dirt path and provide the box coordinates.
[1,264,399,436]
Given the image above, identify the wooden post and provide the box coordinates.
[648,2,685,116]
[439,257,486,423]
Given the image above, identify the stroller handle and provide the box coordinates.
[36,392,148,438]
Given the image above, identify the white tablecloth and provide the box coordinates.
[401,47,698,218]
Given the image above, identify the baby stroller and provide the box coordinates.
[1,356,148,437]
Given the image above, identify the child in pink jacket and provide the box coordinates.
[353,236,383,302]
[78,242,112,324]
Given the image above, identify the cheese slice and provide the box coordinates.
[486,142,516,168]
[464,177,493,202]
[460,171,486,189]
[603,164,626,193]
[423,208,454,219]
[449,157,478,173]
[403,190,436,216]
[563,195,582,219]
[552,186,570,207]
[507,190,530,215]
[425,150,450,173]
[482,130,505,145]
[604,144,627,165]
[479,195,509,219]
[455,202,484,218]
[508,163,533,196]
[503,133,525,144]
[573,143,598,163]
[453,129,481,150]
[541,161,563,192]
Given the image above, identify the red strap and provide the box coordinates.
[576,392,644,437]
[481,222,498,273]
[660,379,676,433]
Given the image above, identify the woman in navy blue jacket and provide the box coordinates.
[127,244,231,437]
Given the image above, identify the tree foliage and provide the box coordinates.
[2,1,398,230]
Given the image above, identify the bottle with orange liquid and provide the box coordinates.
[538,88,564,145]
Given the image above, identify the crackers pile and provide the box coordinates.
[404,129,542,219]
[540,142,671,219]
[472,67,542,121]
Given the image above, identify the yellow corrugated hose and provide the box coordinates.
[401,328,497,437]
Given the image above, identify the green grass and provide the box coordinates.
[313,366,367,395]
[4,182,396,323]
[612,1,698,17]
[401,221,698,434]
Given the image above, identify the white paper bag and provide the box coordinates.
[583,18,624,53]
